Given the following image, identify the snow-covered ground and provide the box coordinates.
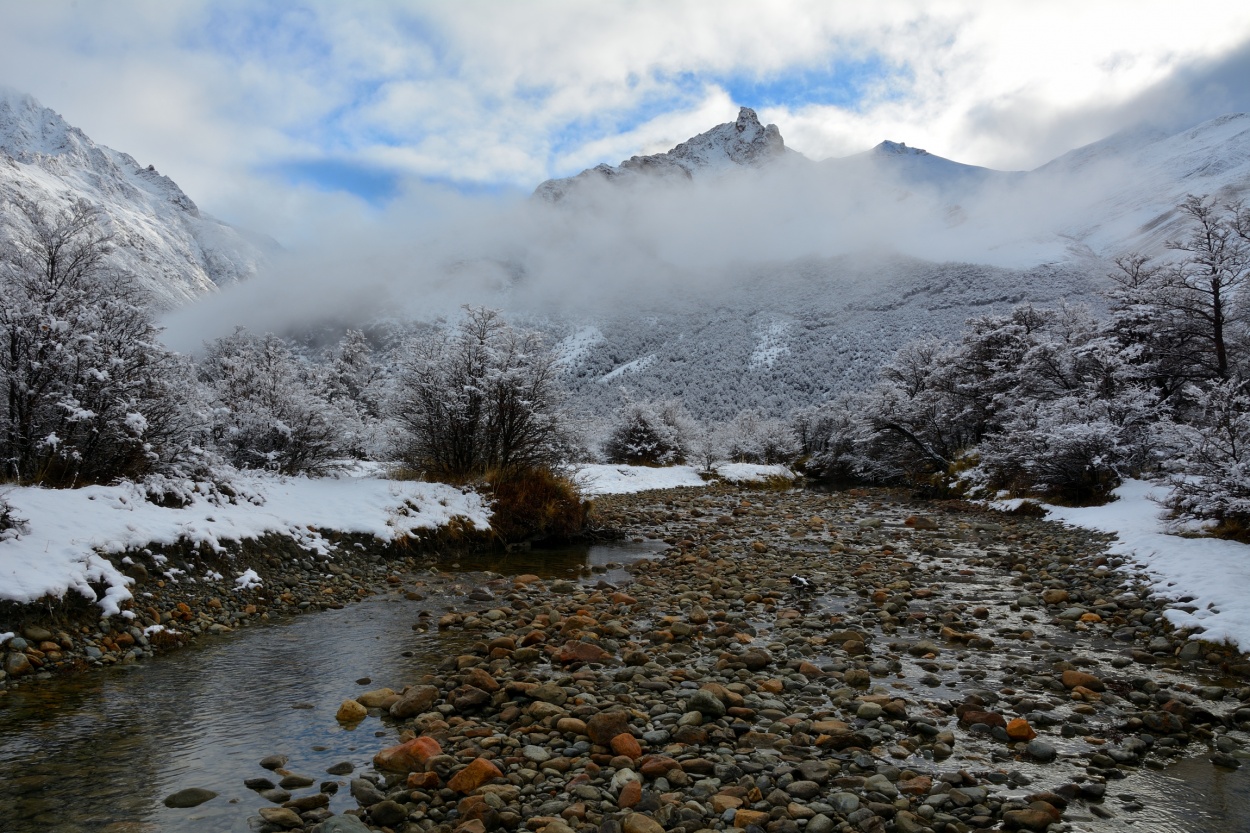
[0,472,490,616]
[715,463,797,484]
[1043,479,1250,651]
[572,464,707,495]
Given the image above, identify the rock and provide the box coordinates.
[22,625,53,642]
[374,736,443,773]
[163,787,217,808]
[4,652,32,677]
[1002,803,1061,831]
[556,717,587,735]
[622,813,665,833]
[311,817,373,833]
[587,711,632,745]
[447,757,503,793]
[335,699,368,723]
[326,761,354,776]
[618,781,643,809]
[258,807,304,828]
[370,800,408,827]
[688,689,726,718]
[350,778,387,806]
[530,682,569,705]
[260,755,288,770]
[741,648,772,671]
[806,815,835,833]
[734,808,771,828]
[390,685,439,718]
[1026,740,1057,762]
[904,515,939,530]
[356,687,396,708]
[610,733,643,759]
[278,774,315,789]
[1006,718,1037,741]
[555,640,612,664]
[1061,670,1105,691]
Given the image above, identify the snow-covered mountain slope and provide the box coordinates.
[535,107,797,202]
[0,89,274,308]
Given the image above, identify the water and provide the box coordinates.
[0,540,664,833]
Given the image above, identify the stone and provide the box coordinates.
[258,807,303,828]
[688,689,727,718]
[370,800,408,827]
[610,733,643,759]
[356,687,396,708]
[556,717,587,735]
[260,755,288,770]
[278,774,315,789]
[1061,669,1105,691]
[374,736,443,773]
[587,710,632,745]
[622,813,665,833]
[447,757,504,793]
[1002,803,1061,831]
[1006,718,1038,741]
[335,699,368,723]
[326,761,354,776]
[531,682,569,705]
[4,651,32,677]
[1026,740,1057,762]
[618,780,643,809]
[390,685,439,718]
[163,787,217,808]
[311,817,373,833]
[555,640,612,664]
[350,778,387,806]
[734,809,770,828]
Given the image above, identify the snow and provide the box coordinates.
[1043,479,1250,650]
[572,464,706,495]
[234,568,263,590]
[715,463,796,483]
[0,471,490,616]
[598,354,656,383]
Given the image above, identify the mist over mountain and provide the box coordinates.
[0,89,275,308]
[5,93,1250,419]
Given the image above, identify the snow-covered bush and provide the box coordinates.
[792,399,870,483]
[0,198,195,486]
[604,401,690,466]
[719,409,796,465]
[0,493,28,541]
[1163,379,1250,529]
[390,307,569,481]
[198,329,345,475]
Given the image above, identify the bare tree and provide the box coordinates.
[390,307,567,481]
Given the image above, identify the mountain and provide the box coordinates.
[0,90,274,308]
[535,107,797,202]
[523,109,1250,420]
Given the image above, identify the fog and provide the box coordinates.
[159,146,1145,353]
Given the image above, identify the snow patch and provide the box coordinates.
[572,464,706,495]
[0,471,491,616]
[715,463,796,483]
[554,326,605,369]
[598,354,656,384]
[1044,479,1250,651]
[749,322,791,369]
[234,568,262,590]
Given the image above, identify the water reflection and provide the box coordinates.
[0,541,662,833]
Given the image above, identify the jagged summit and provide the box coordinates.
[0,90,273,307]
[873,140,930,157]
[535,106,793,202]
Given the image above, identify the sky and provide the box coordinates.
[3,0,1250,246]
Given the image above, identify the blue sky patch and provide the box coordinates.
[713,54,908,112]
[274,159,401,203]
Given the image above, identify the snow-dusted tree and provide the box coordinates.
[1163,379,1250,529]
[604,400,691,466]
[322,329,386,459]
[0,198,193,486]
[719,408,796,464]
[390,307,568,481]
[198,329,344,475]
[792,398,869,483]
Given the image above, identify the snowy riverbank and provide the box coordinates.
[0,470,490,619]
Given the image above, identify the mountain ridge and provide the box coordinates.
[0,89,274,308]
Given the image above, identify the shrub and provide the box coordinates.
[485,467,586,543]
[603,401,689,466]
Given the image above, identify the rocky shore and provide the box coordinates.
[240,484,1250,833]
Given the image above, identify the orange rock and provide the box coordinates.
[610,733,643,759]
[1079,612,1102,623]
[1006,718,1037,741]
[555,640,612,664]
[638,755,681,778]
[462,667,500,692]
[336,699,368,724]
[618,780,642,808]
[447,757,503,793]
[406,771,440,789]
[374,736,444,773]
[1060,670,1105,691]
[611,592,638,605]
[734,809,770,828]
[897,775,932,795]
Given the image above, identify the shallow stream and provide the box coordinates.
[0,541,664,833]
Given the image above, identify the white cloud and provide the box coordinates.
[1,0,1249,233]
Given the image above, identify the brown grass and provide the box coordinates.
[485,467,588,545]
